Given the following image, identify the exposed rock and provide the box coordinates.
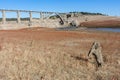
[70,20,77,26]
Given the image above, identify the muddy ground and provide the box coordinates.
[0,27,119,80]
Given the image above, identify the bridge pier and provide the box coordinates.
[40,12,43,19]
[17,10,21,23]
[44,12,47,19]
[2,10,6,24]
[42,12,45,19]
[29,12,32,22]
[46,12,50,19]
[71,13,74,17]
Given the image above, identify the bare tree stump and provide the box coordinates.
[88,42,104,67]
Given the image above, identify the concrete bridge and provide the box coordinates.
[0,9,77,30]
[0,9,65,24]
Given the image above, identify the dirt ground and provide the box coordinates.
[0,27,119,80]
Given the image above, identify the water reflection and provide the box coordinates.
[90,28,120,32]
[56,26,120,32]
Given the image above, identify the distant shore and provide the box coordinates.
[77,15,120,28]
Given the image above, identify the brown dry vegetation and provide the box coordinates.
[80,19,120,28]
[0,27,120,80]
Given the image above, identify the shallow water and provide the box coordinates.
[56,26,120,32]
[90,28,120,32]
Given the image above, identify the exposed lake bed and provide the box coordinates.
[56,26,120,32]
[0,27,119,80]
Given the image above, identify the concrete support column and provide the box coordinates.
[45,12,47,19]
[47,13,51,19]
[46,12,49,19]
[63,14,67,20]
[44,13,46,19]
[44,12,46,18]
[17,10,21,23]
[45,12,47,18]
[42,12,45,19]
[2,10,6,24]
[29,12,32,22]
[40,12,43,19]
[71,13,74,17]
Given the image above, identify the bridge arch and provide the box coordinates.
[55,13,64,25]
[0,9,66,25]
[47,12,65,25]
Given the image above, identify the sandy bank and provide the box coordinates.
[78,15,120,28]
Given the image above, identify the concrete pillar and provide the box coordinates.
[29,11,32,22]
[45,12,47,18]
[47,13,51,19]
[2,10,6,24]
[71,13,74,17]
[44,12,46,18]
[40,12,43,19]
[46,12,50,19]
[63,14,66,20]
[42,12,45,19]
[17,10,21,23]
[46,12,48,18]
[43,12,45,19]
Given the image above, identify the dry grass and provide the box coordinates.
[80,19,120,28]
[0,28,119,80]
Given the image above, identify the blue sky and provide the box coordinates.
[0,0,120,17]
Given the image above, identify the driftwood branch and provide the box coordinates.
[88,42,104,67]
